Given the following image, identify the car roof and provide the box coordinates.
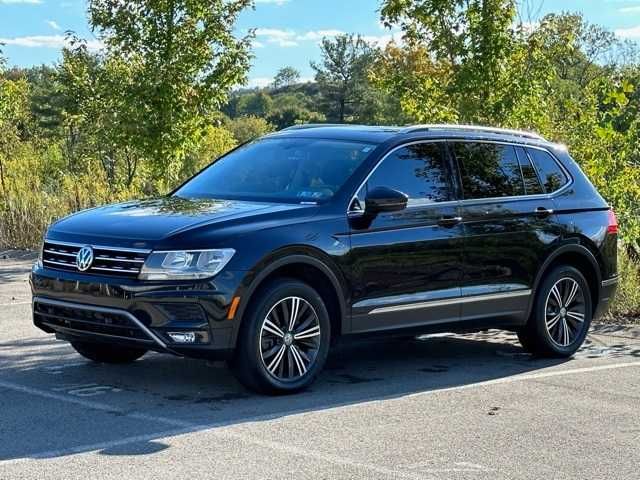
[265,124,553,148]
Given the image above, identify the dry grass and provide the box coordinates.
[602,248,640,324]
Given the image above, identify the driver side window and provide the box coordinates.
[360,142,453,208]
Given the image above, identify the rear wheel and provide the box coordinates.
[230,278,331,395]
[71,341,147,364]
[518,265,592,357]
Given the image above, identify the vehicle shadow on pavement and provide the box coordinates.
[3,329,633,462]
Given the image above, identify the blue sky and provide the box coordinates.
[1,0,640,87]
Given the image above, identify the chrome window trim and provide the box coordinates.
[45,239,151,254]
[522,146,573,196]
[347,139,454,216]
[369,289,532,315]
[347,139,574,216]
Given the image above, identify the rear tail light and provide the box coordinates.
[607,209,618,235]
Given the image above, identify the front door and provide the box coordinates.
[347,141,464,333]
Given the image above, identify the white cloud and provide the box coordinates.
[361,31,403,47]
[46,20,61,30]
[296,29,344,41]
[0,0,42,3]
[246,77,273,88]
[278,40,298,47]
[0,35,103,50]
[254,28,298,47]
[254,28,347,47]
[615,25,640,39]
[619,6,640,13]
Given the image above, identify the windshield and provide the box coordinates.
[174,137,377,203]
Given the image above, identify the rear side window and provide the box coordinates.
[452,142,525,199]
[527,148,568,193]
[516,147,544,195]
[366,142,453,205]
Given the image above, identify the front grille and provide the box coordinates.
[42,240,149,278]
[33,300,151,343]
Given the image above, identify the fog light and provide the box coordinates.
[167,332,197,344]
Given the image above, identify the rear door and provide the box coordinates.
[347,141,464,333]
[450,141,564,324]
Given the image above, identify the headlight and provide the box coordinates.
[138,249,235,280]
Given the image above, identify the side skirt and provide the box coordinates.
[350,289,532,334]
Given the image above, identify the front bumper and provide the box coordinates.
[30,264,247,359]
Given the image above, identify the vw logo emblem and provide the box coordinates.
[76,246,94,272]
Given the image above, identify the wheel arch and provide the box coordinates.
[529,243,602,318]
[232,248,348,345]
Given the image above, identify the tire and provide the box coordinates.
[230,278,331,395]
[518,265,592,357]
[71,341,147,364]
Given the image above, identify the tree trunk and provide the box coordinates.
[0,156,6,194]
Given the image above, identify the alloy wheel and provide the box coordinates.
[259,296,321,381]
[544,277,586,347]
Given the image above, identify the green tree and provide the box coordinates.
[268,105,326,130]
[272,66,301,89]
[378,0,550,124]
[536,13,619,89]
[181,125,237,178]
[88,0,253,182]
[311,34,375,122]
[57,41,147,187]
[19,65,66,139]
[0,54,30,193]
[236,91,274,117]
[225,115,275,143]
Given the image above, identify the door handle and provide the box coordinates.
[437,216,463,227]
[534,207,554,217]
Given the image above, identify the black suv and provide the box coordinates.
[31,124,619,394]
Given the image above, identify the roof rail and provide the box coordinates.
[281,123,349,131]
[400,124,545,141]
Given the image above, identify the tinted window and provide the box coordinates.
[366,143,452,206]
[527,148,568,193]
[516,147,544,195]
[175,138,376,203]
[453,143,525,199]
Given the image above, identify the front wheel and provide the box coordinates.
[230,279,331,395]
[518,265,592,357]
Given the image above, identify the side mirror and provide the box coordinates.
[365,186,408,215]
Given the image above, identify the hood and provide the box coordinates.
[48,196,308,247]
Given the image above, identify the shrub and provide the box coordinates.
[603,248,640,324]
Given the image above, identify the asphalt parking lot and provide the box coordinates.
[1,254,639,479]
